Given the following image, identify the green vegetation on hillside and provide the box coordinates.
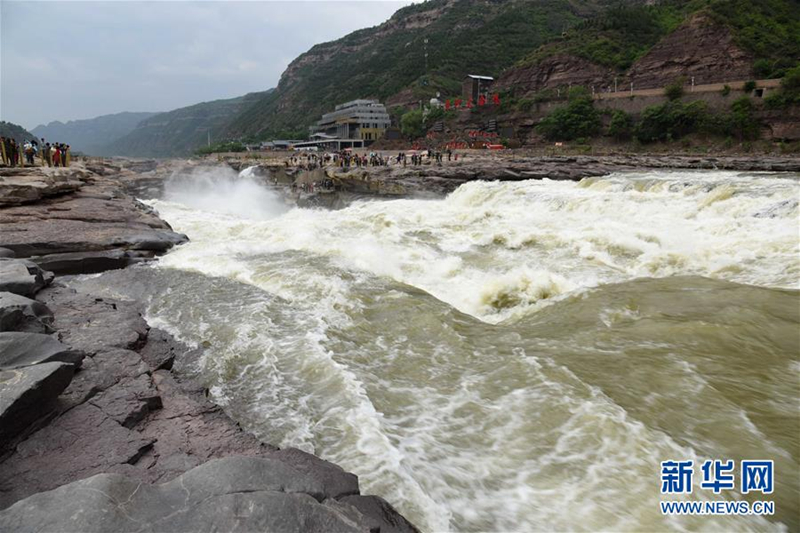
[708,0,800,78]
[524,2,686,71]
[535,88,601,140]
[520,0,799,74]
[765,65,800,108]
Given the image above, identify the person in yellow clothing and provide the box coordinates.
[40,138,47,166]
[65,145,71,167]
[0,137,7,166]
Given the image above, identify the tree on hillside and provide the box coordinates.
[535,93,600,141]
[729,97,760,140]
[608,110,633,139]
[664,79,685,101]
[401,109,424,139]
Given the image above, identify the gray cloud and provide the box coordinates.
[1,0,412,129]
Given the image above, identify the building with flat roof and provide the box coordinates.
[463,74,494,102]
[309,99,391,143]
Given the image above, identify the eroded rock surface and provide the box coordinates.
[0,457,414,533]
[0,362,74,446]
[0,164,187,274]
[0,332,84,369]
[0,292,54,333]
[0,259,54,297]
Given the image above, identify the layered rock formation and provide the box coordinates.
[495,53,615,97]
[0,165,187,274]
[623,14,754,89]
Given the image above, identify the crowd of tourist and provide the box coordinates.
[0,137,72,168]
[284,147,464,197]
[285,147,458,172]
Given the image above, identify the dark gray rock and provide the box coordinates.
[0,292,54,333]
[35,286,147,353]
[0,456,379,533]
[0,259,55,297]
[0,332,84,369]
[31,249,132,275]
[58,348,150,410]
[137,327,184,370]
[88,373,161,428]
[136,369,278,483]
[340,495,421,533]
[0,248,16,258]
[269,447,359,500]
[0,362,74,447]
[114,231,189,252]
[0,402,155,508]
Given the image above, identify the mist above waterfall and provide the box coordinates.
[162,165,288,220]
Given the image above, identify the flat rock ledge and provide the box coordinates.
[0,164,187,275]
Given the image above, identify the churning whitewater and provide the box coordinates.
[104,167,798,532]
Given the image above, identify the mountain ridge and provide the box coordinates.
[31,111,158,155]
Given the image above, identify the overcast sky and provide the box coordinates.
[1,1,412,129]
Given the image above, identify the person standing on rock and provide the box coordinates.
[40,139,47,166]
[0,137,6,166]
[24,141,34,165]
[65,145,71,167]
[8,139,18,167]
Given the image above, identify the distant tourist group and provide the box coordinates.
[0,137,71,167]
[283,147,460,174]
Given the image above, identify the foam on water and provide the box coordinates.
[137,168,799,531]
[150,169,799,323]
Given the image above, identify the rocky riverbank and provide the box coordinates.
[321,153,800,197]
[0,163,417,532]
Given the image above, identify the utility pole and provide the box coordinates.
[424,38,429,73]
[207,131,211,147]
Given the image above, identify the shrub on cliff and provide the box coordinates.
[608,110,634,139]
[729,97,761,140]
[664,79,685,101]
[764,65,800,108]
[634,101,707,143]
[535,95,600,141]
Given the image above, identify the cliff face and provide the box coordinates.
[495,54,615,97]
[624,14,753,89]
